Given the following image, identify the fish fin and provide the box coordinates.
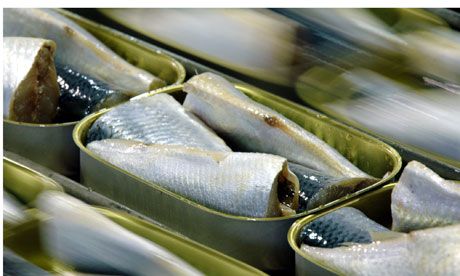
[369,231,405,241]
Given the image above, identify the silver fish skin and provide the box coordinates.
[299,207,389,248]
[4,8,164,94]
[3,192,28,227]
[183,72,371,179]
[37,191,203,276]
[391,161,460,232]
[3,37,60,123]
[86,93,231,152]
[87,139,299,217]
[300,223,460,276]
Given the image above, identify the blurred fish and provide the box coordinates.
[3,37,60,123]
[391,161,460,232]
[289,163,376,212]
[183,73,373,179]
[87,139,299,217]
[100,8,299,86]
[402,27,460,84]
[4,8,165,94]
[279,8,405,55]
[37,191,203,276]
[3,192,28,227]
[55,63,130,121]
[86,93,231,152]
[299,207,389,248]
[3,248,50,276]
[306,68,460,163]
[300,222,460,275]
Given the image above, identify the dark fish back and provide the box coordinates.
[299,207,388,248]
[55,64,130,121]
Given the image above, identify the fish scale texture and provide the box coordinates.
[87,139,289,217]
[86,93,231,152]
[391,161,460,232]
[300,207,388,248]
[300,223,460,275]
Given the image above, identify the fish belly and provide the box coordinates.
[183,72,371,179]
[87,139,298,217]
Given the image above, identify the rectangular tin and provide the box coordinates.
[74,83,401,271]
[3,158,264,276]
[288,179,459,275]
[3,9,186,178]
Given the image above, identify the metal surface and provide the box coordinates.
[74,83,401,271]
[3,153,265,276]
[3,9,186,178]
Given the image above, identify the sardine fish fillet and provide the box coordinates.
[86,93,231,152]
[391,161,460,232]
[3,37,60,123]
[87,139,299,217]
[4,8,164,94]
[37,191,203,276]
[183,72,372,179]
[301,223,460,275]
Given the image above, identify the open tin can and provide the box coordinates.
[3,9,186,178]
[3,158,264,275]
[74,83,401,271]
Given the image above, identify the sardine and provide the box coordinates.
[87,139,299,217]
[300,222,460,275]
[402,27,460,84]
[4,8,165,94]
[289,163,376,212]
[3,248,50,276]
[391,161,460,232]
[86,93,231,152]
[299,207,389,248]
[3,37,60,123]
[55,63,130,122]
[3,192,28,227]
[183,72,372,179]
[37,191,203,276]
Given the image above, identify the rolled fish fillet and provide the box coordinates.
[37,191,203,276]
[300,223,460,275]
[86,93,231,152]
[183,72,372,179]
[4,8,164,94]
[87,139,300,217]
[3,37,60,123]
[391,161,460,232]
